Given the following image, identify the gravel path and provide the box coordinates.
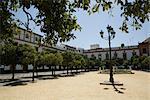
[0,71,149,100]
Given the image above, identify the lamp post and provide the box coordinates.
[99,25,116,83]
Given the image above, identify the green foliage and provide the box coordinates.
[123,60,129,68]
[121,43,125,48]
[1,0,149,45]
[1,44,16,65]
[73,53,84,68]
[18,44,37,66]
[55,52,63,66]
[44,53,55,67]
[0,1,18,42]
[36,51,46,67]
[75,0,150,33]
[62,52,74,68]
[116,58,124,66]
[130,55,139,66]
[90,54,96,60]
[0,0,81,45]
[141,56,150,69]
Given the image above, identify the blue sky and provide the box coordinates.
[15,5,150,49]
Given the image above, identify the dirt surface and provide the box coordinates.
[0,71,149,100]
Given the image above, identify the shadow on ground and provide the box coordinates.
[0,71,87,87]
[0,79,19,83]
[3,80,31,86]
[113,85,125,94]
[103,84,125,94]
[38,76,58,80]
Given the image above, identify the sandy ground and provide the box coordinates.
[0,71,149,100]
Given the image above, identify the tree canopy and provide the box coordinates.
[1,0,149,44]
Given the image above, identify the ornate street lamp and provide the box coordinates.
[99,25,116,83]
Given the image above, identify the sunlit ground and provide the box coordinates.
[0,71,149,100]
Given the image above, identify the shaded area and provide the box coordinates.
[0,71,87,87]
[101,81,125,94]
[103,87,109,90]
[38,76,58,80]
[0,79,19,83]
[112,84,125,94]
[3,80,30,86]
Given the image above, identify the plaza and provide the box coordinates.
[0,1,150,100]
[0,71,149,100]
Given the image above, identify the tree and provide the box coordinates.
[73,53,82,72]
[138,55,146,69]
[123,60,129,69]
[62,52,74,75]
[116,58,124,66]
[95,59,102,70]
[141,56,150,70]
[2,44,17,80]
[19,44,37,81]
[74,0,150,32]
[0,0,81,44]
[1,0,149,45]
[0,44,4,65]
[89,54,97,69]
[36,52,46,76]
[44,53,55,76]
[53,53,63,76]
[131,55,139,69]
[82,55,90,71]
[121,43,125,48]
[80,55,86,71]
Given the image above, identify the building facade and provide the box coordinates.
[1,27,150,72]
[83,45,139,60]
[138,37,150,56]
[14,27,43,52]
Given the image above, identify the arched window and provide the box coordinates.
[132,50,136,56]
[105,52,109,60]
[123,52,127,60]
[98,54,101,61]
[25,34,29,38]
[113,51,117,59]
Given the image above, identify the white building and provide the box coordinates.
[90,44,100,49]
[14,27,43,52]
[83,45,139,60]
[83,37,150,60]
[1,27,149,72]
[14,27,65,52]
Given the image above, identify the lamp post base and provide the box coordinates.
[100,81,123,86]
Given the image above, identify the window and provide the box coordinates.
[35,37,38,41]
[25,34,29,38]
[142,48,147,53]
[123,52,127,60]
[106,53,109,60]
[132,51,136,56]
[114,52,117,59]
[98,54,101,58]
[98,54,101,61]
[91,54,96,60]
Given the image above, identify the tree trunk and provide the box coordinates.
[70,66,73,74]
[67,67,69,75]
[53,66,56,76]
[36,66,38,78]
[85,66,86,72]
[32,64,35,82]
[52,66,54,76]
[42,65,44,71]
[11,64,15,80]
[76,66,78,73]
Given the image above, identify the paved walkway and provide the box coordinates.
[0,71,149,100]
